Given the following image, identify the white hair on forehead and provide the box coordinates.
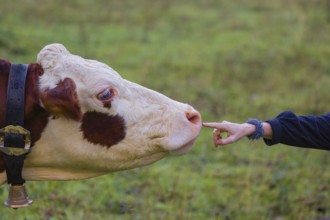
[38,43,120,76]
[37,43,122,90]
[37,43,70,70]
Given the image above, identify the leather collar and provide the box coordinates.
[0,64,30,185]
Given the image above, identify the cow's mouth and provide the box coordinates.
[168,114,202,155]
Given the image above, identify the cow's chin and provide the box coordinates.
[169,138,198,155]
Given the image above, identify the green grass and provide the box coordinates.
[1,0,330,219]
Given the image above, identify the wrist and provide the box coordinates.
[243,123,257,136]
[261,122,272,139]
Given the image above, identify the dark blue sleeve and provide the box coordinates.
[263,111,330,151]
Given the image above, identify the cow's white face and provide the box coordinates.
[0,44,201,182]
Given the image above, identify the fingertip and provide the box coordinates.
[202,122,216,128]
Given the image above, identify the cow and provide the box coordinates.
[0,43,202,186]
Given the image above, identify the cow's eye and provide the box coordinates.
[97,88,113,101]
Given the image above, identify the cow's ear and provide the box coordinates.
[40,77,82,121]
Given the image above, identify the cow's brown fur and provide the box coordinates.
[40,78,82,121]
[80,111,126,148]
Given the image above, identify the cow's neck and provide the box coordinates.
[0,60,49,173]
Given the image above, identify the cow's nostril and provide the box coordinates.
[186,110,201,125]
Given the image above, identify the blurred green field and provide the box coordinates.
[0,0,329,219]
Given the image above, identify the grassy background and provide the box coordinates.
[0,0,330,219]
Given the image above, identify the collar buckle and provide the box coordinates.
[0,125,31,156]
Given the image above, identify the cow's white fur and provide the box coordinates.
[0,44,201,184]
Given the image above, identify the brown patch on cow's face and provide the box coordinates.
[0,60,49,173]
[80,111,126,148]
[40,78,82,121]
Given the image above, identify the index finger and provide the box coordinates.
[203,122,223,128]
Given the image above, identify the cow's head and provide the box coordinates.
[0,44,201,183]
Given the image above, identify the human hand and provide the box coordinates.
[202,121,256,146]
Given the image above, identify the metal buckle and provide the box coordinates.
[0,125,31,156]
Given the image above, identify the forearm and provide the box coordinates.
[264,111,330,150]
